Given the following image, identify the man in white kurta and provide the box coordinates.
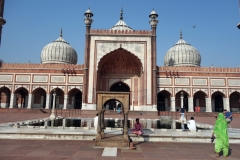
[187,117,197,131]
[94,113,98,129]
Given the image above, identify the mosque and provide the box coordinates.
[0,1,240,113]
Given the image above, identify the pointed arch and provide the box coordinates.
[0,86,10,108]
[68,88,82,109]
[32,88,46,108]
[229,91,240,112]
[175,90,189,111]
[212,91,224,112]
[157,90,171,111]
[14,87,29,108]
[193,91,207,112]
[97,47,143,77]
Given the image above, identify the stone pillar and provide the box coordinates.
[123,112,129,140]
[223,97,230,111]
[188,97,194,112]
[206,98,212,112]
[96,110,102,140]
[56,96,59,109]
[170,97,176,111]
[45,94,50,109]
[27,94,32,109]
[9,94,15,108]
[165,98,168,111]
[63,95,68,109]
[101,110,105,137]
[180,95,183,108]
[0,0,6,46]
[71,96,75,109]
[211,99,215,112]
[149,9,158,110]
[82,9,93,105]
[49,92,56,119]
[40,96,44,108]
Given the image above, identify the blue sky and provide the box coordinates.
[1,0,240,67]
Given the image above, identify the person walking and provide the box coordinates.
[179,106,186,131]
[212,113,229,157]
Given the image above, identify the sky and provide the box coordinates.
[1,0,240,67]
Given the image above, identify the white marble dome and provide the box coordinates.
[41,31,77,64]
[164,33,201,67]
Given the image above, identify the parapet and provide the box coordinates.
[158,66,240,73]
[90,29,152,35]
[0,63,84,70]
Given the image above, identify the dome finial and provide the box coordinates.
[180,30,182,39]
[60,28,63,37]
[120,8,123,20]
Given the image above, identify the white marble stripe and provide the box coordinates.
[102,147,117,157]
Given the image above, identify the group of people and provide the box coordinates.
[94,105,233,155]
[179,106,197,131]
[212,109,232,157]
[179,106,232,157]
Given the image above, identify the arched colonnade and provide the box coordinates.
[0,86,82,109]
[157,90,240,112]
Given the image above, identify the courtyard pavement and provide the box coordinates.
[0,140,240,160]
[0,111,240,159]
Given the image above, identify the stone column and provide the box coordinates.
[180,95,183,108]
[49,92,56,119]
[165,98,168,111]
[45,94,50,109]
[223,98,230,111]
[96,110,102,140]
[170,97,176,111]
[27,94,32,109]
[123,112,129,140]
[82,9,93,105]
[40,96,44,108]
[149,9,158,111]
[56,96,59,109]
[101,110,105,137]
[63,95,68,109]
[206,98,212,112]
[71,96,75,109]
[211,99,215,112]
[188,97,194,112]
[9,94,15,108]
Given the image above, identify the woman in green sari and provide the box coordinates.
[212,113,229,157]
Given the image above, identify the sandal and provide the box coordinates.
[216,153,220,157]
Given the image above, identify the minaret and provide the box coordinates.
[0,0,6,46]
[83,8,93,106]
[149,9,158,110]
[120,8,123,20]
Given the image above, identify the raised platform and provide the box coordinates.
[95,134,129,148]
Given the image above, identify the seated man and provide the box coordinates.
[187,117,197,131]
[131,118,143,136]
[223,109,232,128]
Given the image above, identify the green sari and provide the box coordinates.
[213,113,229,156]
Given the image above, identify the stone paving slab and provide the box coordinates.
[0,140,239,159]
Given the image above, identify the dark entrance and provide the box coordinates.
[74,92,82,109]
[215,95,223,112]
[110,82,130,92]
[157,95,165,111]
